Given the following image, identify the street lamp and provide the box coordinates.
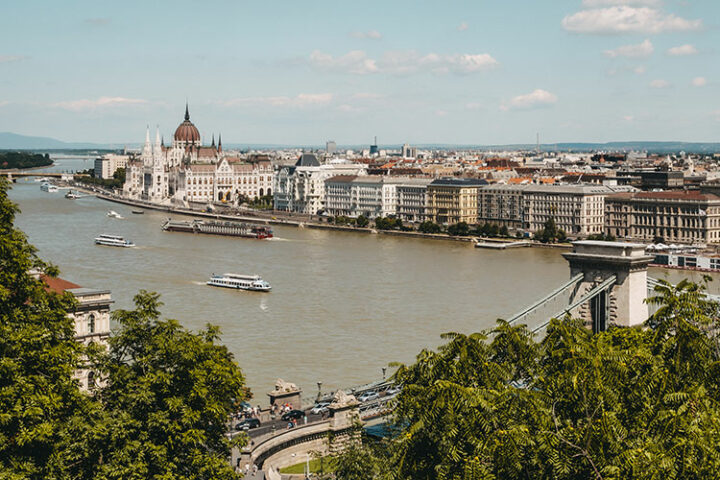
[382,367,387,381]
[316,381,322,400]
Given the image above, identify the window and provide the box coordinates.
[87,371,96,390]
[87,314,95,334]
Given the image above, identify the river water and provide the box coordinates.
[8,156,715,400]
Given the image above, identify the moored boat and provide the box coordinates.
[131,209,145,214]
[40,182,58,193]
[207,273,271,292]
[94,234,135,248]
[162,219,273,239]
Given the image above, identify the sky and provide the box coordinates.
[0,0,718,145]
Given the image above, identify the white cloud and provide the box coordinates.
[667,44,698,56]
[692,77,707,87]
[0,100,8,107]
[225,93,333,108]
[308,50,498,75]
[634,65,647,75]
[504,89,558,110]
[562,6,702,34]
[457,22,469,31]
[309,50,379,75]
[379,50,498,75]
[604,39,653,58]
[350,30,382,40]
[582,0,661,6]
[435,110,448,117]
[0,55,27,63]
[52,96,147,111]
[650,79,670,88]
[623,115,635,122]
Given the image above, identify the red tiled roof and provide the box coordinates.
[40,275,81,294]
[610,190,720,201]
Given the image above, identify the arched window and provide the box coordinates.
[218,192,223,201]
[87,314,95,334]
[259,188,264,196]
[267,188,272,196]
[87,371,96,390]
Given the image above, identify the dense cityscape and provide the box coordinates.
[4,0,720,479]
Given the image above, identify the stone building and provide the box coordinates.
[605,190,720,244]
[42,275,112,391]
[273,154,367,214]
[426,178,487,225]
[123,104,272,206]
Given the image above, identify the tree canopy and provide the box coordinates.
[0,179,247,479]
[340,278,720,480]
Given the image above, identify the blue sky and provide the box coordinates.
[0,0,718,145]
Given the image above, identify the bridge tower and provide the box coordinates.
[562,241,653,332]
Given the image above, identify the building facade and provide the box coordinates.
[605,190,720,245]
[94,154,129,180]
[273,154,366,215]
[42,275,112,391]
[426,178,487,225]
[123,105,272,206]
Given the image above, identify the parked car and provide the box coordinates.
[310,402,330,415]
[385,385,402,396]
[357,390,380,402]
[281,409,305,421]
[235,418,261,430]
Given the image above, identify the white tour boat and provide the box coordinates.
[94,234,135,248]
[107,210,124,219]
[207,273,272,292]
[40,182,58,193]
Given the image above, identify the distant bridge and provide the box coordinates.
[0,171,89,181]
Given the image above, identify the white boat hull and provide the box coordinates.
[206,281,271,292]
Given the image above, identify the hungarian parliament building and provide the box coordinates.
[123,105,273,205]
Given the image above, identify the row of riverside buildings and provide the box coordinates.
[274,155,720,244]
[118,106,720,246]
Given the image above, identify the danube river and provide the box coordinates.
[8,157,714,399]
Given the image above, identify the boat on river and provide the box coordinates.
[94,234,135,248]
[162,219,273,239]
[65,190,87,199]
[131,209,145,214]
[40,182,58,193]
[207,273,271,292]
[107,210,124,219]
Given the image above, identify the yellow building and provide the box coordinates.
[426,178,487,225]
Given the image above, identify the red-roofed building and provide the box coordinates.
[40,274,112,391]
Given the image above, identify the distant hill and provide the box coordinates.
[0,132,120,150]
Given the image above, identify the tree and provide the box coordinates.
[356,215,369,228]
[376,280,720,479]
[0,178,86,478]
[418,221,441,234]
[447,222,470,236]
[72,291,248,480]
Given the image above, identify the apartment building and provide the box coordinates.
[605,190,720,244]
[94,154,129,180]
[426,178,488,225]
[479,184,635,236]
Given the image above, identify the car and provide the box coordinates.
[357,390,380,402]
[235,418,261,430]
[310,402,330,415]
[281,409,305,421]
[385,385,402,396]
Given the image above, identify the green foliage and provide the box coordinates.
[446,222,470,236]
[334,215,356,226]
[418,221,442,234]
[0,151,53,170]
[373,279,720,480]
[0,179,247,479]
[356,215,369,228]
[247,194,273,209]
[535,217,567,243]
[0,178,86,478]
[76,167,125,189]
[68,291,248,480]
[375,216,403,231]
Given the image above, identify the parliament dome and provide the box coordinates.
[174,104,201,144]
